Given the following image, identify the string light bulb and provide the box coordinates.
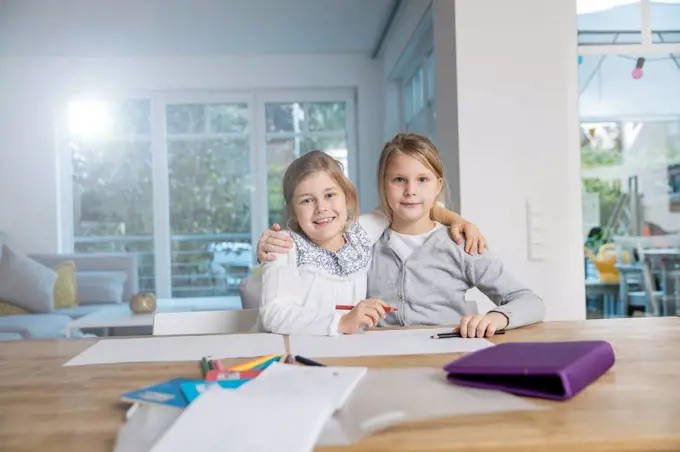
[632,57,645,79]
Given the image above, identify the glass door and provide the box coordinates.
[160,94,257,298]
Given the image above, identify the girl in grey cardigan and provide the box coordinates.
[366,133,544,337]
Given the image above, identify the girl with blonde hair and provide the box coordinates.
[367,133,544,337]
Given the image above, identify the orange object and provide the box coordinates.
[584,244,630,283]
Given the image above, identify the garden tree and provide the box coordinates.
[72,100,347,295]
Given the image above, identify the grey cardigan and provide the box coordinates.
[367,227,545,329]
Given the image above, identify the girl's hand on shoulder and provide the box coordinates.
[338,298,388,334]
[456,312,508,338]
[450,222,488,255]
[257,223,294,262]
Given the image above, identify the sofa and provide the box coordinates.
[0,252,139,340]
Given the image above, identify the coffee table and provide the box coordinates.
[65,296,242,338]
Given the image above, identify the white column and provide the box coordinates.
[434,0,586,321]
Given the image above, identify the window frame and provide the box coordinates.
[59,88,357,298]
[578,0,680,56]
[400,51,436,139]
[391,5,435,139]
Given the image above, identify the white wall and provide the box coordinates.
[0,54,384,253]
[436,0,585,321]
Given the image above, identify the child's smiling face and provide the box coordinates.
[293,171,349,250]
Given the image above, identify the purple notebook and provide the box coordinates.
[443,340,615,401]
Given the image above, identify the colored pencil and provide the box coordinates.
[200,357,210,377]
[251,355,282,371]
[335,304,398,312]
[227,354,281,372]
[212,359,225,371]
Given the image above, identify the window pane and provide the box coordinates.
[113,99,151,135]
[402,79,414,122]
[580,122,622,168]
[306,102,347,132]
[407,109,429,137]
[651,1,680,43]
[167,106,253,298]
[167,104,206,134]
[430,100,437,143]
[413,67,424,114]
[577,1,642,45]
[265,102,305,133]
[208,104,249,133]
[72,137,155,293]
[301,136,348,175]
[427,52,435,102]
[167,103,249,135]
[266,138,299,227]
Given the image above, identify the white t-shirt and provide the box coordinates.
[389,222,444,262]
[257,210,389,336]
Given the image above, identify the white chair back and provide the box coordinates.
[152,309,259,336]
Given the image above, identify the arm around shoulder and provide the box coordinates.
[357,209,390,244]
[459,247,545,329]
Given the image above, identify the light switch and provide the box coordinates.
[526,199,546,262]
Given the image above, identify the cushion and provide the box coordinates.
[0,314,72,339]
[0,301,29,316]
[53,261,78,309]
[0,244,57,313]
[76,271,128,304]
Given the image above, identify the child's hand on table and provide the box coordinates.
[338,299,388,334]
[456,312,508,338]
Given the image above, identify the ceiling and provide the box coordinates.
[0,0,395,57]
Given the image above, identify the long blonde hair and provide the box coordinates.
[282,150,358,233]
[377,132,447,220]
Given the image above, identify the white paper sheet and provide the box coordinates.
[289,328,493,358]
[149,387,335,452]
[239,362,367,410]
[63,333,285,366]
[115,367,547,450]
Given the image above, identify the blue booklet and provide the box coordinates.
[120,378,196,409]
[179,379,252,403]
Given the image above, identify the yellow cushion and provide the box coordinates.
[53,261,78,309]
[0,301,29,316]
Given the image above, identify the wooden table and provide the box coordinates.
[1,317,679,452]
